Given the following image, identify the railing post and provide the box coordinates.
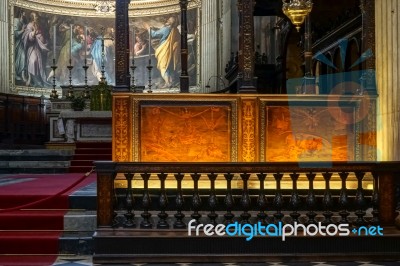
[379,172,396,226]
[124,173,136,228]
[157,173,169,229]
[140,173,152,228]
[224,173,235,224]
[95,162,116,228]
[191,173,202,225]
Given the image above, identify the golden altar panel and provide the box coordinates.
[140,105,232,162]
[112,94,375,163]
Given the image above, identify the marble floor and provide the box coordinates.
[52,256,400,266]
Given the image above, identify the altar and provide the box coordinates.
[57,110,112,143]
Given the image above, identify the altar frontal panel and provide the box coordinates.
[133,97,238,162]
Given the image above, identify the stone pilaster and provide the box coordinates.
[200,0,218,92]
[375,0,400,160]
[0,0,9,93]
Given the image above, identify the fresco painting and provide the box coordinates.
[13,6,198,89]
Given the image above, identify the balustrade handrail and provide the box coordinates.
[95,161,400,229]
[96,161,400,174]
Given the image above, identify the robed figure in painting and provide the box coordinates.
[144,16,180,88]
[23,12,50,87]
[14,10,27,82]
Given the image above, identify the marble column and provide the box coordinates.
[375,0,400,161]
[237,0,257,93]
[114,0,131,92]
[0,0,9,93]
[179,0,189,93]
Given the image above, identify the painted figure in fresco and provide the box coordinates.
[133,33,149,56]
[23,12,50,87]
[14,10,27,82]
[48,22,85,84]
[144,16,181,88]
[90,27,115,85]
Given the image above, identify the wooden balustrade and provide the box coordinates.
[95,161,400,229]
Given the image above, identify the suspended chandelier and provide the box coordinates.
[282,0,313,31]
[94,0,116,13]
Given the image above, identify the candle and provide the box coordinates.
[69,24,73,63]
[148,28,151,59]
[132,28,135,57]
[53,25,56,59]
[84,26,87,59]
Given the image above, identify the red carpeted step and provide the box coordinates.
[0,210,65,230]
[69,142,112,173]
[75,142,111,149]
[0,255,58,265]
[0,231,60,254]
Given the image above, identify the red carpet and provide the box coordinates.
[0,172,96,265]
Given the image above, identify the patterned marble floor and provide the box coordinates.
[52,256,400,266]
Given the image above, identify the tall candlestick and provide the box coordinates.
[69,24,73,63]
[53,25,56,59]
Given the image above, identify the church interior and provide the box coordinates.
[0,0,400,265]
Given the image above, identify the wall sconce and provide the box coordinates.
[205,76,227,93]
[282,0,313,31]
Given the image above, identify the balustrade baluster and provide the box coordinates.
[338,172,350,224]
[174,173,186,229]
[157,173,169,229]
[140,173,152,228]
[273,173,284,223]
[354,172,366,226]
[256,173,268,224]
[123,173,135,228]
[191,173,202,224]
[224,173,235,224]
[305,173,317,224]
[322,172,333,225]
[240,173,251,224]
[208,173,218,224]
[289,173,300,223]
[371,172,380,225]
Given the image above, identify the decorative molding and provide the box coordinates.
[10,0,200,17]
[241,99,256,162]
[113,96,131,162]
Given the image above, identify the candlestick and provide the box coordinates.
[53,25,56,59]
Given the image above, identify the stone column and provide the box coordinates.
[179,0,189,93]
[237,0,257,93]
[0,0,9,93]
[375,0,400,160]
[114,0,131,92]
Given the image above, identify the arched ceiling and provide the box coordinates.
[10,0,200,17]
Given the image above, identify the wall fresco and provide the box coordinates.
[12,6,198,89]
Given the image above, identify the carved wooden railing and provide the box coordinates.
[95,161,400,229]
